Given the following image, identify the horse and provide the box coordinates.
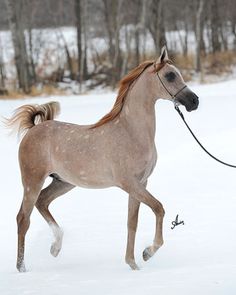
[7,46,199,272]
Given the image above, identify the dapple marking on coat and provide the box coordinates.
[7,47,199,272]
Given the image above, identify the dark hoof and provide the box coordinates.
[143,248,152,261]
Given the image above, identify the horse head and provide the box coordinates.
[154,46,199,112]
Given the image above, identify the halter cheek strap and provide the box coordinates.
[156,71,187,102]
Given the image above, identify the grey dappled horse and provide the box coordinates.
[7,47,199,272]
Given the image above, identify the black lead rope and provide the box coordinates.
[175,105,236,168]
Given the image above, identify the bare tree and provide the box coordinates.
[140,0,148,60]
[81,0,88,82]
[195,0,204,72]
[0,0,236,92]
[75,0,82,83]
[121,24,132,77]
[210,0,221,53]
[102,0,123,87]
[133,0,142,66]
[176,5,190,56]
[147,0,166,54]
[5,0,32,93]
[231,17,236,51]
[24,0,37,84]
[0,38,6,93]
[57,29,75,80]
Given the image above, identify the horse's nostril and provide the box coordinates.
[192,97,198,105]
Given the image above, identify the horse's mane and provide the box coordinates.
[91,60,169,129]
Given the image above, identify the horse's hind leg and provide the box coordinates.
[35,177,75,257]
[17,178,45,272]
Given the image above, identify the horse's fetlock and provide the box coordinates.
[125,257,139,270]
[155,239,164,249]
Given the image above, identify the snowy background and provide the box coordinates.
[1,79,236,294]
[0,27,199,78]
[1,26,235,85]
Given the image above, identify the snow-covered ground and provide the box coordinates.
[1,79,236,294]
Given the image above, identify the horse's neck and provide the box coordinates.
[120,81,156,143]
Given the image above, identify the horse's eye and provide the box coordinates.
[165,72,176,82]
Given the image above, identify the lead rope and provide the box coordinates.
[174,104,236,168]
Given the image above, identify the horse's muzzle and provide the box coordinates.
[175,87,199,112]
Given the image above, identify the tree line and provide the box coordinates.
[0,0,236,94]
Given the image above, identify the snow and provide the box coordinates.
[1,79,236,294]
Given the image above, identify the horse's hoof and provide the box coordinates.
[17,262,26,273]
[50,243,61,257]
[126,258,140,270]
[143,247,153,261]
[129,261,140,270]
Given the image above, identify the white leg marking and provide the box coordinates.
[50,223,64,257]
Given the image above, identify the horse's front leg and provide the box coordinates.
[125,181,148,270]
[125,196,140,270]
[123,179,165,266]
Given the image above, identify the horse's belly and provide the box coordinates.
[54,164,114,189]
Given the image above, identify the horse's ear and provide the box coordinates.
[157,46,169,64]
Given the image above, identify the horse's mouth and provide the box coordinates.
[175,87,199,112]
[184,99,199,112]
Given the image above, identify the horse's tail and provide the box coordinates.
[5,101,60,139]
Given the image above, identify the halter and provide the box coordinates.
[156,71,187,104]
[155,63,236,169]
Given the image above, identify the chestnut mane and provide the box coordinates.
[91,61,156,129]
[91,60,171,129]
